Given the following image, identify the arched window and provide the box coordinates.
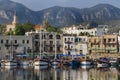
[49,34,53,39]
[56,35,61,39]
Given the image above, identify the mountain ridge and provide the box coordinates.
[0,0,120,28]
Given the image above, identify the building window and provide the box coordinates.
[104,39,106,43]
[80,50,83,54]
[68,38,70,41]
[1,40,3,44]
[50,47,53,52]
[68,51,71,55]
[15,40,17,43]
[22,40,25,44]
[91,44,93,47]
[44,47,46,52]
[6,40,9,43]
[113,38,115,42]
[65,38,66,41]
[35,35,39,39]
[49,34,53,39]
[71,46,73,49]
[71,38,73,41]
[108,39,111,42]
[65,46,67,49]
[27,40,29,44]
[50,41,53,45]
[56,35,60,39]
[57,46,60,51]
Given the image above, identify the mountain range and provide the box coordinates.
[1,0,120,28]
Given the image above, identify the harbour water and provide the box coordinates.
[0,66,119,80]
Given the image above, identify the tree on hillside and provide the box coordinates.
[14,24,25,35]
[0,24,6,34]
[22,21,35,32]
[43,20,49,29]
[44,20,62,33]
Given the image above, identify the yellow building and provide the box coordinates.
[6,13,17,32]
[88,34,118,58]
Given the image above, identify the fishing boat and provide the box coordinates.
[80,56,92,69]
[110,58,117,67]
[97,57,110,67]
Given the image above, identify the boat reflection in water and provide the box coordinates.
[0,67,119,80]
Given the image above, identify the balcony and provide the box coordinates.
[65,41,73,44]
[5,43,19,47]
[65,47,72,50]
[103,42,117,44]
[46,44,55,47]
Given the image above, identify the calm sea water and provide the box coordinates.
[0,66,120,80]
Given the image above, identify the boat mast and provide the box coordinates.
[39,30,41,59]
[10,31,13,60]
[54,33,57,60]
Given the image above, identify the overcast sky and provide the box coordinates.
[11,0,120,11]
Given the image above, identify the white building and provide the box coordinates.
[97,25,109,36]
[62,25,97,36]
[63,34,88,56]
[118,36,120,53]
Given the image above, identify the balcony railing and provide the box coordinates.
[5,43,19,47]
[65,41,73,44]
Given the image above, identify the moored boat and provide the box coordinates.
[80,56,92,69]
[110,58,117,67]
[97,57,111,67]
[33,58,49,66]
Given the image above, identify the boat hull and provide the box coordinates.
[97,63,110,67]
[33,60,48,66]
[4,61,17,66]
[81,60,91,69]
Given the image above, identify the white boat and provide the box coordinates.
[2,60,17,69]
[33,59,49,66]
[97,62,109,67]
[81,60,91,69]
[97,58,110,67]
[81,56,92,69]
[4,60,17,66]
[110,58,117,66]
[20,60,30,67]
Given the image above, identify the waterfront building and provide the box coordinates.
[62,24,97,36]
[62,24,109,37]
[63,34,88,56]
[88,34,118,58]
[97,25,109,36]
[0,35,33,59]
[26,24,63,56]
[118,36,120,53]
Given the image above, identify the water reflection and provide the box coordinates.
[0,67,119,80]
